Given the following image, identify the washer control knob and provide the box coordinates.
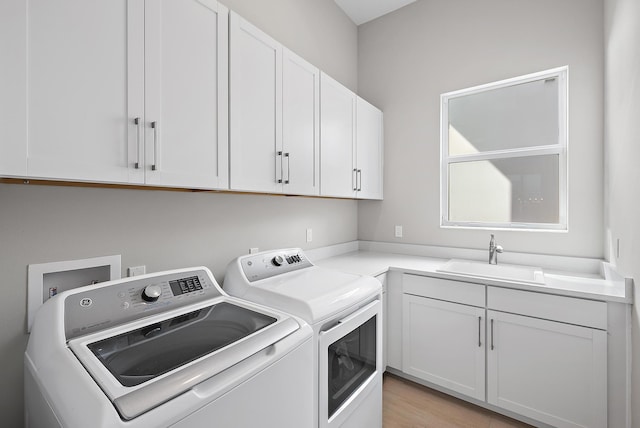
[271,255,285,267]
[141,284,162,302]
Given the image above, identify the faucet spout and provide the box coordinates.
[489,234,503,265]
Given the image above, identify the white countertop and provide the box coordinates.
[313,250,632,304]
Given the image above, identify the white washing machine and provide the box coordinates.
[224,249,383,428]
[25,267,314,428]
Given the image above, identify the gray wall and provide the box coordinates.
[604,0,640,424]
[357,0,605,258]
[0,0,357,425]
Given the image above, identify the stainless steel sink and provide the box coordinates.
[436,259,545,285]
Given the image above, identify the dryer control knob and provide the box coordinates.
[141,284,162,302]
[271,255,285,267]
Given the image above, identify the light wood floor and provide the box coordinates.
[383,374,534,428]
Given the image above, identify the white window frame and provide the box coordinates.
[440,66,568,231]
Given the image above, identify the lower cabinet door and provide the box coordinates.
[402,294,485,401]
[487,310,607,428]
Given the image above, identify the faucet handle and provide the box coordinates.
[495,245,503,253]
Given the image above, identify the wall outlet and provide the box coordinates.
[306,228,313,242]
[128,265,146,277]
[395,225,403,238]
[249,247,259,254]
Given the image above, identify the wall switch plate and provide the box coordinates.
[395,225,403,238]
[306,228,313,242]
[128,266,146,277]
[249,247,259,254]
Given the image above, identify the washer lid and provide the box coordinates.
[88,302,277,388]
[69,297,300,420]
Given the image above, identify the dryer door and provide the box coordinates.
[318,299,382,428]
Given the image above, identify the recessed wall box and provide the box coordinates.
[27,255,121,332]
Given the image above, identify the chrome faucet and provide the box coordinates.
[489,234,503,265]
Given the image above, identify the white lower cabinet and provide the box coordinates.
[487,313,607,428]
[399,273,608,428]
[385,271,403,371]
[403,294,486,401]
[376,273,388,369]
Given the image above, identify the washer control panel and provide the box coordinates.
[169,276,204,296]
[64,268,221,340]
[241,249,313,282]
[141,284,163,302]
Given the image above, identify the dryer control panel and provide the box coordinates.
[240,248,313,282]
[64,268,222,340]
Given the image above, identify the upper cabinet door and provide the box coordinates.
[282,49,320,196]
[0,0,27,177]
[320,73,357,198]
[229,12,283,193]
[26,0,144,184]
[144,0,228,189]
[356,97,384,200]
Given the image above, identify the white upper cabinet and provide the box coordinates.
[229,12,282,193]
[320,73,384,199]
[3,2,382,198]
[230,14,319,195]
[356,97,384,200]
[0,0,27,177]
[143,0,229,189]
[5,0,228,189]
[320,73,357,198]
[282,48,320,196]
[25,0,136,183]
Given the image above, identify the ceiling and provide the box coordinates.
[334,0,417,25]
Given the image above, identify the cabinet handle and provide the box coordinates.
[277,151,283,184]
[478,316,482,347]
[490,319,494,350]
[284,152,290,184]
[134,117,141,169]
[151,121,158,171]
[357,169,362,191]
[353,168,358,191]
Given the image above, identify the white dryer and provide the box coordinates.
[224,249,383,428]
[25,267,314,428]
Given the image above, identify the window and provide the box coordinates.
[440,67,568,231]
